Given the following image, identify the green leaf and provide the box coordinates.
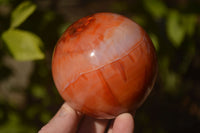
[10,1,36,28]
[143,0,167,19]
[183,14,197,36]
[149,33,159,51]
[2,29,45,61]
[166,10,185,47]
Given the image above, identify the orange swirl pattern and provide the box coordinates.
[52,12,157,119]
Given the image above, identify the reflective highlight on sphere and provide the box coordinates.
[52,12,157,119]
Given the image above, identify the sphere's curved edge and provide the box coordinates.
[52,12,158,119]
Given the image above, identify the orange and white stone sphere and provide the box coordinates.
[52,12,157,119]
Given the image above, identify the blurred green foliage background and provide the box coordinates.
[0,0,200,132]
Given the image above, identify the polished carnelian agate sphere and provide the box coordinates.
[52,12,157,119]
